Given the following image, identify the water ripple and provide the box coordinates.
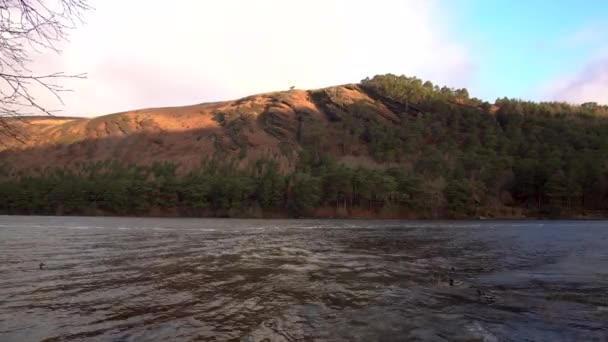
[1,216,607,341]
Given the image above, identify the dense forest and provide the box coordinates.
[2,74,608,218]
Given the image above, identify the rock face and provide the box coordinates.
[0,85,394,173]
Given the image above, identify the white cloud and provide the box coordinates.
[29,0,474,117]
[561,24,608,48]
[548,55,608,105]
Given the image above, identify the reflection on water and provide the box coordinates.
[0,216,607,341]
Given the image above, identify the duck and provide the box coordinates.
[476,288,496,303]
[449,278,463,287]
[39,262,45,270]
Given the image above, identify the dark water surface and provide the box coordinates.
[1,216,607,341]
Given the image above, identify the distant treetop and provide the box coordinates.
[361,74,608,117]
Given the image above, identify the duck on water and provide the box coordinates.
[447,267,495,304]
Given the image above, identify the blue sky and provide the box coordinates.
[33,0,608,117]
[446,0,608,102]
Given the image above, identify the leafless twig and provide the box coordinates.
[0,0,90,142]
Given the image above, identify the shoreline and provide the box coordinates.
[1,212,607,221]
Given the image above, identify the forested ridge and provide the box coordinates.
[2,74,608,218]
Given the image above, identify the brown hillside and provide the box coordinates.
[0,85,392,172]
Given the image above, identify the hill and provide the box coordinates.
[2,74,608,218]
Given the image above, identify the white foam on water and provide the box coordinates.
[199,228,216,232]
[466,321,497,342]
[65,226,98,230]
[0,224,48,228]
[150,227,173,231]
[278,263,321,272]
[280,247,312,255]
[8,224,52,229]
[42,225,106,230]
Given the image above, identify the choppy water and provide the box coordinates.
[1,216,607,341]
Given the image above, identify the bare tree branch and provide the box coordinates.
[0,0,90,142]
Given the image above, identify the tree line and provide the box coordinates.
[0,159,441,217]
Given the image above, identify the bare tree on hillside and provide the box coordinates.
[0,0,90,142]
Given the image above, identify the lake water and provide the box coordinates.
[0,216,607,341]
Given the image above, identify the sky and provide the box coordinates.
[29,0,608,117]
